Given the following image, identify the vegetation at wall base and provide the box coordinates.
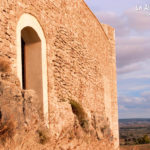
[69,99,89,132]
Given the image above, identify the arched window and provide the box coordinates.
[17,14,49,127]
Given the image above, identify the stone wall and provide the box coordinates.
[0,0,119,149]
[102,24,119,148]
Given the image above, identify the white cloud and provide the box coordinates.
[116,36,150,68]
[119,105,128,111]
[119,95,146,104]
[117,63,142,74]
[128,85,150,91]
[125,8,150,32]
[95,11,130,36]
[95,6,150,119]
[95,9,150,72]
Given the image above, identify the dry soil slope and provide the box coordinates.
[120,144,150,150]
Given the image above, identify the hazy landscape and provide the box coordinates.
[120,118,150,149]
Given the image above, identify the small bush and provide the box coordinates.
[37,129,49,145]
[0,116,15,145]
[0,58,11,73]
[69,100,89,132]
[136,135,150,144]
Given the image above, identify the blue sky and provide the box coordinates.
[85,0,150,118]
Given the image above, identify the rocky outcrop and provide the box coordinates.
[0,72,44,149]
[0,71,115,150]
[0,57,115,150]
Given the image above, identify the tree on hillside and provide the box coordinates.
[137,135,150,144]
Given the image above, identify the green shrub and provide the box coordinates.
[69,100,89,132]
[143,135,150,143]
[136,135,150,144]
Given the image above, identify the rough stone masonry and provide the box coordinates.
[0,0,119,149]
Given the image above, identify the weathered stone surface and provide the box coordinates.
[0,0,119,149]
[0,72,114,150]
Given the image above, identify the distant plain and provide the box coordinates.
[120,118,150,150]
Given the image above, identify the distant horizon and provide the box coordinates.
[119,118,150,120]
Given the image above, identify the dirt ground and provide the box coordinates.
[120,144,150,150]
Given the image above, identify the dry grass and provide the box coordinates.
[36,129,49,145]
[0,58,11,73]
[69,100,89,132]
[0,117,15,145]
